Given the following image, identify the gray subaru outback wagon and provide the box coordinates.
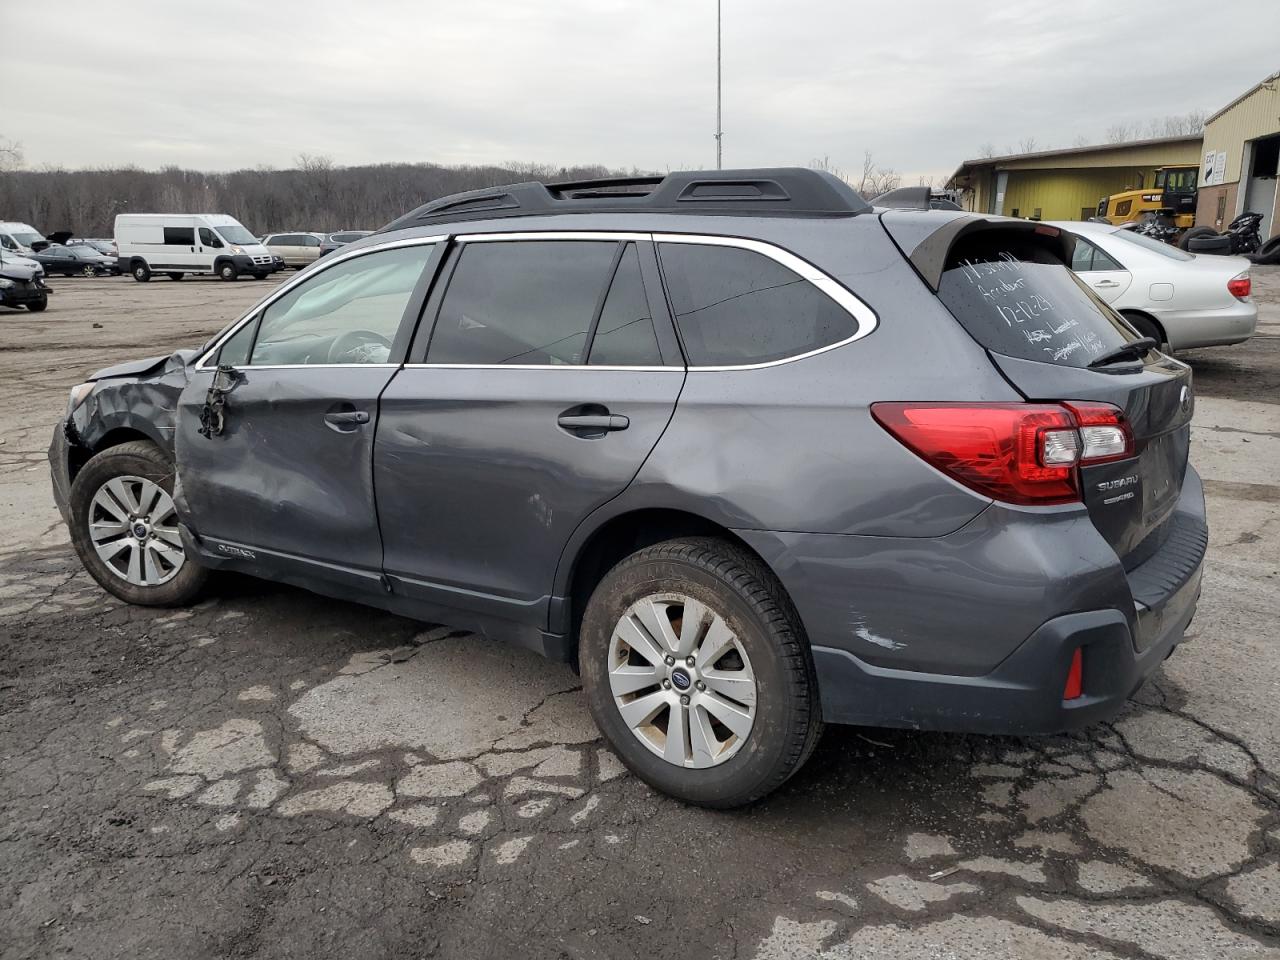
[50,169,1206,807]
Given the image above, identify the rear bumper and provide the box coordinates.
[1156,300,1257,349]
[738,466,1207,735]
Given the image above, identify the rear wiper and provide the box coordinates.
[1088,337,1157,368]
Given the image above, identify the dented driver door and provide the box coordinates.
[173,241,441,593]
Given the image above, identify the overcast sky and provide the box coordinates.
[3,0,1278,182]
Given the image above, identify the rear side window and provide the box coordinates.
[428,241,617,365]
[658,242,855,366]
[937,232,1139,367]
[588,243,662,366]
[1070,237,1123,272]
[163,226,194,246]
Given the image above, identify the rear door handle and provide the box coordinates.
[557,414,630,432]
[1092,279,1120,288]
[324,410,370,427]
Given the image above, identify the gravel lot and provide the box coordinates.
[2,267,1279,960]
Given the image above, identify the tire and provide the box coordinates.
[68,440,208,607]
[26,295,48,312]
[1188,235,1232,255]
[1178,226,1218,250]
[218,262,238,281]
[132,262,151,282]
[167,272,184,281]
[1122,311,1164,346]
[579,537,822,808]
[1250,235,1280,265]
[81,265,96,278]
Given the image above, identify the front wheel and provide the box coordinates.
[579,537,822,808]
[81,265,96,277]
[132,262,151,282]
[68,440,208,607]
[218,262,238,281]
[26,294,48,312]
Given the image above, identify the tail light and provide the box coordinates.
[1227,273,1250,300]
[871,402,1134,506]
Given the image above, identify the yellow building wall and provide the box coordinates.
[1001,168,1157,221]
[1203,76,1280,184]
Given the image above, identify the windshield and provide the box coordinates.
[8,231,44,248]
[936,232,1139,368]
[216,225,257,245]
[1108,229,1195,261]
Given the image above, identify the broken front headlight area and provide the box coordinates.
[68,382,95,414]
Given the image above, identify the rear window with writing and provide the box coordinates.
[936,234,1138,368]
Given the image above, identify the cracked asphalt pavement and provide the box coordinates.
[2,269,1279,959]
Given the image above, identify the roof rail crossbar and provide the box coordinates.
[379,168,872,231]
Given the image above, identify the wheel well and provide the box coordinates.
[1120,309,1166,344]
[565,508,765,646]
[68,427,153,482]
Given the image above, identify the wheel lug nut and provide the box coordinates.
[662,679,671,689]
[680,694,690,706]
[685,656,695,667]
[695,680,705,691]
[664,655,675,666]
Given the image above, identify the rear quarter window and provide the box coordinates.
[658,242,856,366]
[937,232,1139,368]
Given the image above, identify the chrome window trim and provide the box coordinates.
[652,232,879,371]
[400,364,682,372]
[457,231,651,243]
[194,235,446,370]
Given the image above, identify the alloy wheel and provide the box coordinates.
[88,475,185,586]
[608,594,757,768]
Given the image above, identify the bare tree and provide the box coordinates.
[856,151,900,199]
[1072,134,1090,148]
[1145,111,1207,138]
[1105,120,1143,144]
[0,136,22,172]
[977,142,997,159]
[1018,137,1039,154]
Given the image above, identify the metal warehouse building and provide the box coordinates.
[1197,71,1280,240]
[947,136,1203,222]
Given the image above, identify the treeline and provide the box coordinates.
[0,159,634,238]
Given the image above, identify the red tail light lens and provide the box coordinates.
[1063,648,1083,700]
[870,403,1080,505]
[871,401,1134,506]
[1227,273,1251,300]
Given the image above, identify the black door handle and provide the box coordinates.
[557,414,629,432]
[324,410,370,428]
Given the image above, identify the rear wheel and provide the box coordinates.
[167,272,184,281]
[218,262,238,281]
[579,537,822,808]
[132,262,151,282]
[68,440,207,607]
[1122,311,1164,346]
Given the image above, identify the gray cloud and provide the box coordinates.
[4,0,1277,182]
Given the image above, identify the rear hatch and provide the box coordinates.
[882,213,1193,566]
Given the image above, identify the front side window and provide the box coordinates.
[427,240,617,365]
[200,227,222,248]
[658,242,856,366]
[246,243,434,365]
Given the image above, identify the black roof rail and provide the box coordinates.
[379,168,872,231]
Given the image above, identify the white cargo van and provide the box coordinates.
[114,214,276,282]
[0,221,47,254]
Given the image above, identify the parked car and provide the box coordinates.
[0,249,49,310]
[116,214,275,281]
[319,230,373,258]
[261,232,325,268]
[1056,220,1256,349]
[0,221,47,255]
[69,238,118,257]
[49,169,1205,807]
[31,243,119,277]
